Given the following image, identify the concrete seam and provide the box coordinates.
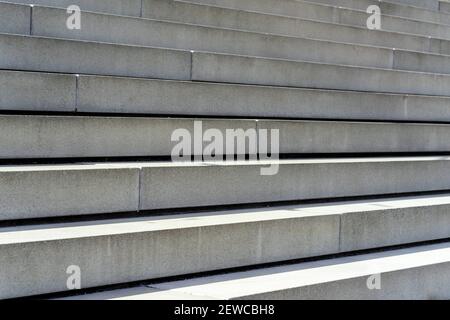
[29,5,33,35]
[189,50,194,81]
[256,120,260,160]
[75,74,79,112]
[338,213,342,252]
[140,0,143,17]
[392,49,397,70]
[137,168,142,212]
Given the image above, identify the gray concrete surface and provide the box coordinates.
[0,33,191,79]
[0,207,339,299]
[0,164,139,220]
[0,115,256,158]
[0,2,30,35]
[64,242,450,300]
[30,6,394,70]
[77,75,450,122]
[191,52,450,95]
[257,120,450,153]
[4,194,450,299]
[186,0,450,25]
[4,0,142,16]
[0,70,75,111]
[142,0,446,54]
[139,157,450,210]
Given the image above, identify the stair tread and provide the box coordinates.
[2,192,450,244]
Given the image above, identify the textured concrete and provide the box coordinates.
[30,6,394,70]
[5,193,450,299]
[314,0,439,11]
[142,0,446,54]
[0,33,191,79]
[192,52,450,95]
[77,75,450,122]
[257,120,450,153]
[5,0,142,16]
[0,2,30,35]
[187,0,450,25]
[183,0,450,41]
[0,164,139,220]
[139,157,450,210]
[0,207,339,299]
[5,116,450,159]
[0,115,256,158]
[66,242,450,300]
[0,70,75,112]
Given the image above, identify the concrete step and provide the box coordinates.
[67,241,450,300]
[72,74,450,121]
[187,0,450,25]
[5,157,450,220]
[191,52,450,96]
[29,5,395,70]
[0,33,191,80]
[7,33,450,95]
[4,115,450,159]
[0,115,257,159]
[141,0,450,55]
[3,193,450,299]
[27,1,450,51]
[6,70,450,122]
[181,0,450,38]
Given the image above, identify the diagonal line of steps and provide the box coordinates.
[2,193,450,299]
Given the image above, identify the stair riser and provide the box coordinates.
[7,71,450,122]
[0,34,191,80]
[77,75,450,121]
[0,168,139,220]
[192,52,450,95]
[4,116,450,159]
[140,160,450,210]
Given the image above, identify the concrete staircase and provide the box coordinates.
[2,0,450,300]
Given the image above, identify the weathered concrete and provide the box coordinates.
[0,70,75,112]
[0,115,256,158]
[0,164,139,220]
[64,242,450,300]
[30,6,394,70]
[77,75,450,122]
[139,157,450,210]
[314,0,439,12]
[257,120,450,153]
[142,0,446,54]
[0,2,30,35]
[187,0,450,26]
[0,33,191,79]
[192,52,450,96]
[182,0,450,41]
[5,0,142,16]
[6,193,450,299]
[0,207,340,299]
